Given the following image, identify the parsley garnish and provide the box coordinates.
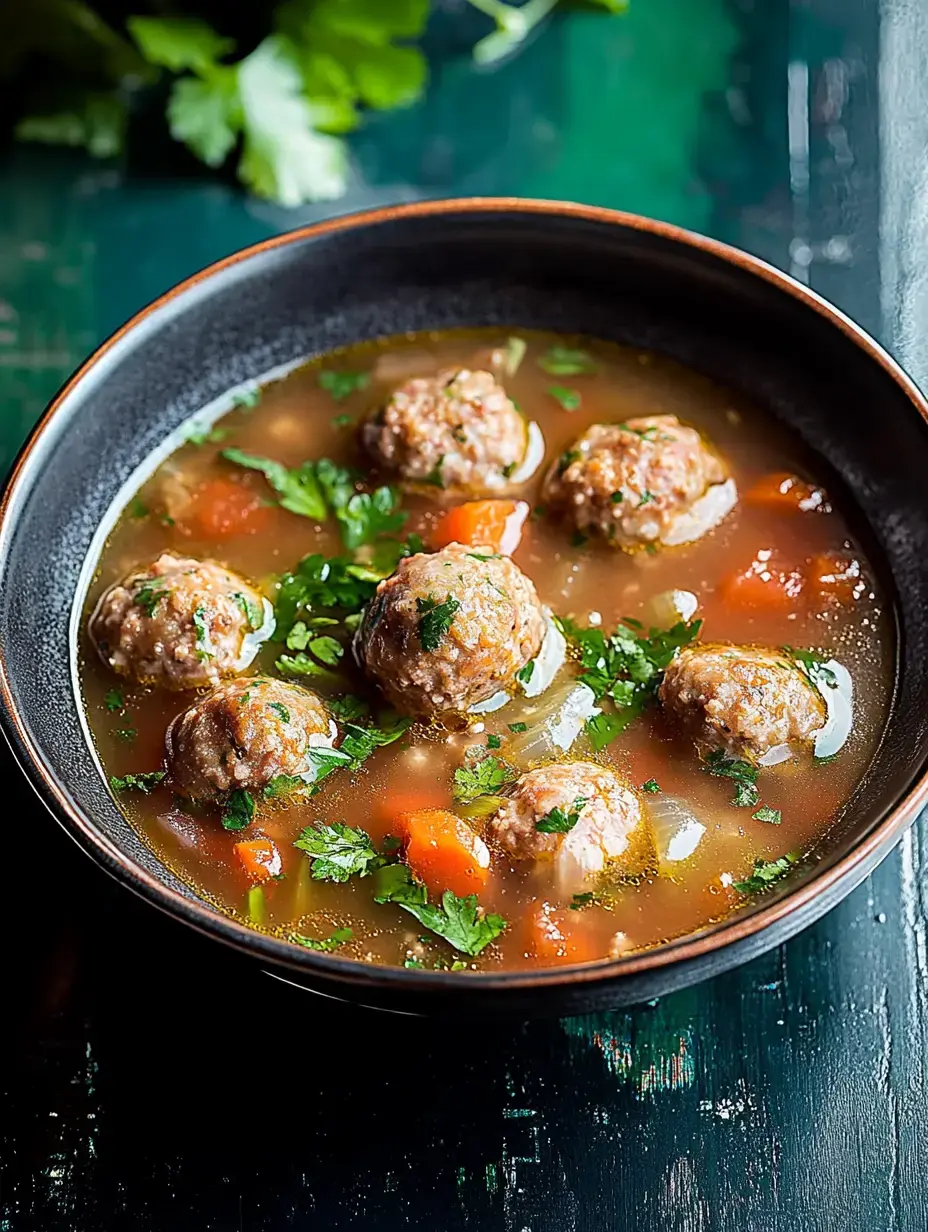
[502,335,527,376]
[516,659,535,686]
[753,805,782,824]
[284,626,344,666]
[232,388,261,409]
[328,694,370,722]
[416,594,460,652]
[275,652,339,680]
[421,456,446,488]
[569,892,596,910]
[128,496,148,519]
[222,448,327,519]
[508,721,528,733]
[109,770,165,794]
[373,864,506,956]
[536,796,588,834]
[338,715,411,770]
[814,753,837,767]
[703,750,759,808]
[232,591,263,630]
[537,346,598,376]
[104,688,124,713]
[221,788,255,831]
[487,733,502,749]
[453,754,512,803]
[548,384,581,411]
[268,701,290,723]
[134,585,168,617]
[331,413,353,428]
[318,370,369,401]
[294,821,380,882]
[610,491,624,504]
[264,774,307,800]
[733,852,800,894]
[786,646,839,689]
[641,778,661,793]
[273,553,378,642]
[290,926,353,952]
[638,490,655,506]
[185,422,229,446]
[192,605,212,661]
[584,713,624,751]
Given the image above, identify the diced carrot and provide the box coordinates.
[233,838,282,882]
[720,549,805,611]
[809,551,862,606]
[528,902,599,965]
[432,500,529,555]
[185,478,271,539]
[746,473,828,513]
[400,808,490,898]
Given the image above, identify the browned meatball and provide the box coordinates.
[361,368,530,493]
[542,415,735,549]
[659,643,826,761]
[90,552,273,691]
[166,677,334,799]
[489,762,643,893]
[356,544,545,719]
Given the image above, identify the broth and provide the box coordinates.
[79,330,893,971]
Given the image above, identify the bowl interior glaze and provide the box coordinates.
[2,200,927,1017]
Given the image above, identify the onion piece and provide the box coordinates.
[757,743,793,767]
[522,609,566,699]
[647,588,699,628]
[648,794,707,874]
[507,680,600,767]
[469,690,511,715]
[811,658,854,759]
[661,477,738,546]
[235,597,276,671]
[508,421,546,485]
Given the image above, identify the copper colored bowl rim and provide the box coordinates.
[2,196,926,996]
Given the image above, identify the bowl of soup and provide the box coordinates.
[2,199,926,1016]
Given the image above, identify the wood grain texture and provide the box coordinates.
[3,1,928,1227]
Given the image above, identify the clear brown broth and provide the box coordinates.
[79,330,893,972]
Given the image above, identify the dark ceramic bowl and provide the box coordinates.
[2,199,927,1017]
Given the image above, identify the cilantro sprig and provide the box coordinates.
[733,852,800,894]
[416,594,460,652]
[535,796,588,834]
[373,864,506,957]
[294,822,381,882]
[453,754,513,804]
[291,926,353,953]
[537,346,598,376]
[703,750,759,808]
[109,770,165,794]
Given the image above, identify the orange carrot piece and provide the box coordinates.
[186,478,271,539]
[720,550,805,611]
[233,838,282,882]
[401,809,490,898]
[528,902,599,965]
[746,473,828,513]
[809,551,862,606]
[432,499,529,555]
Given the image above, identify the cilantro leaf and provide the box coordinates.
[109,770,165,794]
[570,892,597,910]
[548,385,581,411]
[508,721,527,733]
[537,346,598,376]
[232,591,264,631]
[753,805,782,824]
[583,713,623,751]
[487,733,502,749]
[339,715,411,770]
[453,754,512,803]
[338,486,408,550]
[275,652,340,680]
[786,646,839,690]
[328,694,370,723]
[516,659,535,686]
[703,750,760,808]
[733,852,800,894]
[373,865,506,957]
[221,788,255,831]
[294,821,379,882]
[222,447,327,519]
[104,688,125,713]
[128,17,234,74]
[264,774,308,800]
[192,605,213,661]
[416,594,460,651]
[134,585,168,617]
[290,926,353,953]
[168,71,240,167]
[319,370,369,400]
[535,796,588,834]
[268,701,291,723]
[273,553,378,641]
[641,778,661,794]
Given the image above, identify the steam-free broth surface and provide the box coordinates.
[80,330,892,971]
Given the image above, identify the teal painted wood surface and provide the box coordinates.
[2,2,927,1228]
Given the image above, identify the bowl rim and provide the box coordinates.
[2,194,927,995]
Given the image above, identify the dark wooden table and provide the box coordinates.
[3,2,928,1227]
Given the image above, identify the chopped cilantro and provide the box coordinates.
[328,694,370,723]
[192,605,213,661]
[318,370,369,401]
[221,788,255,831]
[753,805,782,824]
[294,821,380,882]
[373,864,506,956]
[421,456,446,488]
[466,552,501,562]
[641,778,661,794]
[548,384,581,411]
[339,715,411,771]
[610,491,624,504]
[263,774,307,800]
[232,388,261,409]
[585,712,626,751]
[571,530,588,548]
[404,956,425,969]
[109,770,165,794]
[501,461,517,479]
[508,721,528,733]
[502,335,527,376]
[307,635,344,666]
[733,852,800,894]
[104,688,124,713]
[537,345,598,376]
[453,754,512,803]
[222,448,327,520]
[127,496,148,519]
[486,733,502,749]
[306,746,352,787]
[535,796,588,834]
[638,490,655,506]
[273,553,376,641]
[569,892,596,910]
[703,749,759,808]
[786,646,839,689]
[814,753,837,767]
[232,591,264,630]
[268,701,291,723]
[275,652,338,679]
[115,727,137,743]
[185,422,230,446]
[416,594,460,652]
[290,926,353,952]
[331,413,353,428]
[557,449,580,475]
[134,585,168,617]
[516,659,535,686]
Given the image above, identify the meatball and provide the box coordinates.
[659,643,826,762]
[90,552,273,691]
[166,677,335,799]
[489,762,643,894]
[542,415,735,549]
[356,543,545,719]
[362,368,529,493]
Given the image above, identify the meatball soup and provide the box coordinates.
[80,330,891,971]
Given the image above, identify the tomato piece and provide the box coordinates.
[746,473,828,513]
[400,809,490,898]
[233,838,282,882]
[185,478,271,539]
[720,549,805,611]
[432,499,529,555]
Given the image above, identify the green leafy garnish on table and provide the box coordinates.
[703,750,759,808]
[221,788,255,831]
[453,754,512,803]
[733,852,800,894]
[373,864,506,957]
[535,796,588,834]
[416,594,460,651]
[290,927,353,953]
[109,770,165,794]
[319,370,369,401]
